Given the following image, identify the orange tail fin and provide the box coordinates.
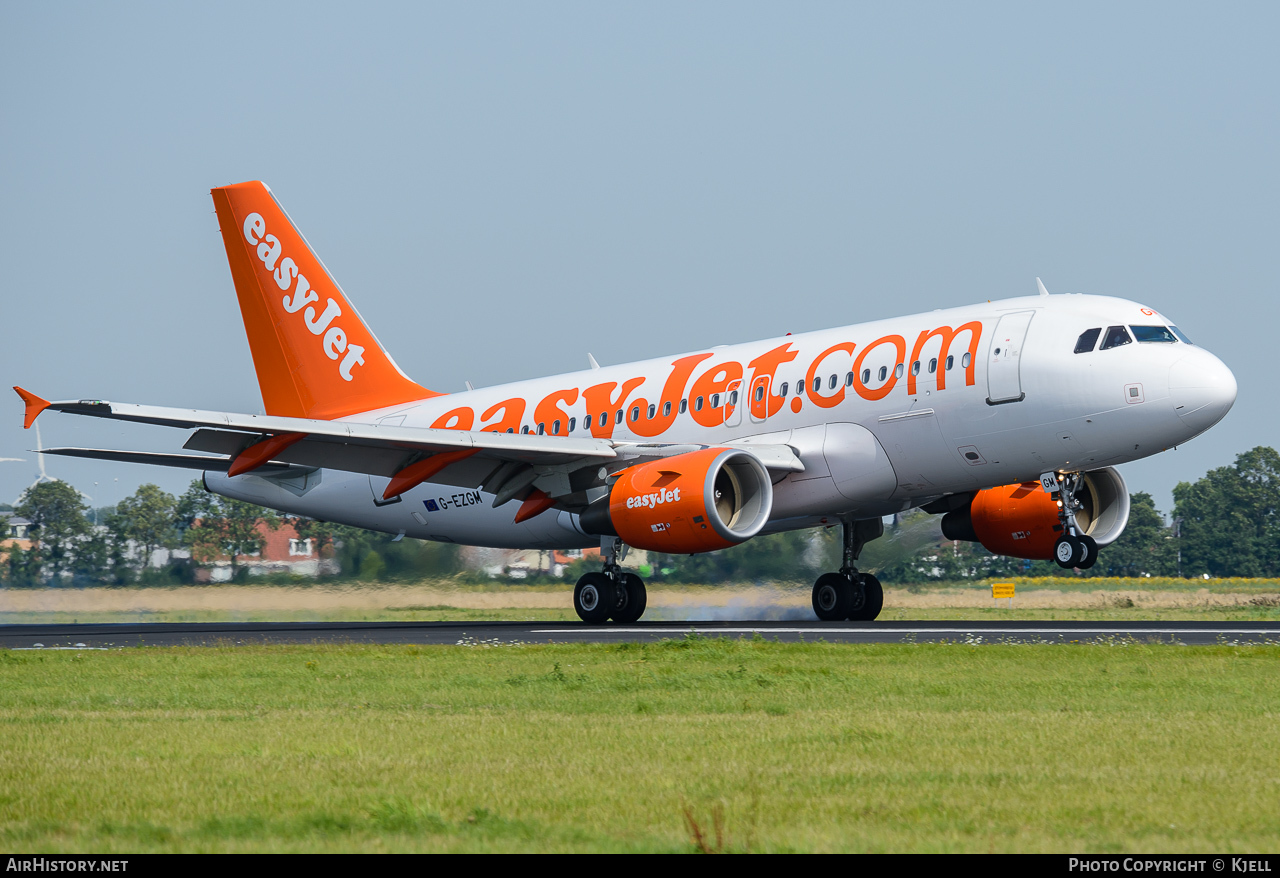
[211,181,438,419]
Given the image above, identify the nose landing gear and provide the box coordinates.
[1048,471,1098,570]
[573,537,648,624]
[812,518,885,622]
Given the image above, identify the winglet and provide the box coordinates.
[1036,277,1050,297]
[13,387,50,429]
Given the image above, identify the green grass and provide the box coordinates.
[2,638,1279,852]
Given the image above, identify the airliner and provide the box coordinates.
[14,181,1237,622]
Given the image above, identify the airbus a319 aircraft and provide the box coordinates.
[14,182,1237,622]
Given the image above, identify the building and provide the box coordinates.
[192,520,339,582]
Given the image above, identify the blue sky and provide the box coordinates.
[1,2,1275,515]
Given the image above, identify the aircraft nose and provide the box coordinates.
[1169,350,1236,437]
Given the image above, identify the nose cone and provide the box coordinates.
[1169,350,1237,437]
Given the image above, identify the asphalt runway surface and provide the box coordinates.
[2,620,1278,649]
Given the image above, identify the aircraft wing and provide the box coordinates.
[20,389,803,505]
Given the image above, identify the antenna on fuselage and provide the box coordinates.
[587,353,601,370]
[1036,277,1050,297]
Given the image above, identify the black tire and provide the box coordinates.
[574,572,616,623]
[1076,534,1098,569]
[812,572,852,621]
[1054,536,1081,569]
[849,573,884,622]
[612,572,648,623]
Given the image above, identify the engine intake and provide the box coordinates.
[940,467,1130,560]
[581,447,773,553]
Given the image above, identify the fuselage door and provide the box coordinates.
[748,375,771,425]
[724,379,744,427]
[986,310,1035,404]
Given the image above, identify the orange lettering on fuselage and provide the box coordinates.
[583,377,646,439]
[631,353,714,438]
[480,398,525,433]
[689,361,744,428]
[908,321,982,395]
[431,406,475,430]
[534,388,580,436]
[746,343,799,419]
[852,335,907,402]
[804,342,857,409]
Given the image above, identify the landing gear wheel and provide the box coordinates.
[812,572,853,621]
[849,573,884,622]
[1076,535,1098,569]
[611,572,648,623]
[574,572,617,623]
[1054,536,1081,569]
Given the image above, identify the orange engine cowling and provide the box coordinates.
[580,447,773,553]
[941,467,1131,560]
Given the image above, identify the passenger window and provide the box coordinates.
[845,371,854,387]
[1170,326,1193,345]
[894,364,903,379]
[568,417,576,433]
[647,404,656,419]
[680,399,688,414]
[1130,325,1177,343]
[729,390,738,405]
[877,366,887,382]
[861,369,870,384]
[946,355,953,371]
[1100,325,1132,350]
[552,419,561,435]
[812,376,821,393]
[663,401,672,416]
[828,374,837,390]
[521,425,530,434]
[711,393,721,408]
[695,396,704,411]
[599,411,608,428]
[779,382,789,397]
[630,406,640,422]
[795,381,804,396]
[1075,328,1101,354]
[537,423,546,435]
[928,358,937,374]
[961,353,971,368]
[615,410,624,425]
[754,385,764,402]
[911,361,920,376]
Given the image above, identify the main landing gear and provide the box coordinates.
[1048,472,1098,570]
[813,518,885,622]
[574,537,647,624]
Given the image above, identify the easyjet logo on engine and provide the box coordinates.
[626,488,681,509]
[242,213,366,382]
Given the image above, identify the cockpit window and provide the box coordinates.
[1130,325,1178,343]
[1100,325,1132,350]
[1169,325,1193,345]
[1074,328,1101,354]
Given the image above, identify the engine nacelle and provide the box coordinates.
[580,447,773,553]
[941,467,1130,560]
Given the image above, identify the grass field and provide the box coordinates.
[3,580,1280,624]
[2,638,1279,852]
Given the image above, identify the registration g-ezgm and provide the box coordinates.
[1069,860,1211,872]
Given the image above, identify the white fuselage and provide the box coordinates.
[208,293,1236,549]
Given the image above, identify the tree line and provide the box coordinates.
[1,479,458,587]
[2,446,1277,586]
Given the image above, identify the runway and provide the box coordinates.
[2,620,1278,649]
